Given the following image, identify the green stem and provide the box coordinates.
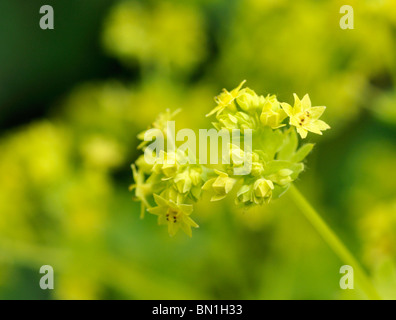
[288,184,381,300]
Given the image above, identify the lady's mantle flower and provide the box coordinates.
[236,88,265,112]
[173,167,200,193]
[254,178,274,200]
[153,150,182,179]
[281,94,330,139]
[236,178,274,206]
[131,80,331,236]
[147,194,199,237]
[260,94,287,129]
[206,80,246,117]
[129,164,152,218]
[267,169,293,187]
[214,111,257,131]
[202,170,237,201]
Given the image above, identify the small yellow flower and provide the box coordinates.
[215,111,256,131]
[202,170,237,201]
[251,161,264,177]
[129,164,152,218]
[147,194,198,237]
[206,80,246,117]
[153,151,180,178]
[253,178,274,201]
[260,94,287,129]
[189,167,203,186]
[236,178,273,205]
[281,94,330,138]
[216,113,239,130]
[161,186,185,205]
[267,169,293,186]
[174,169,192,193]
[229,144,246,165]
[236,88,265,112]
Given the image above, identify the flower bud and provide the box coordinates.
[230,145,246,166]
[189,167,202,186]
[236,184,253,204]
[260,95,287,129]
[218,113,238,130]
[237,88,265,111]
[202,170,237,201]
[254,178,274,199]
[174,170,192,193]
[268,169,293,186]
[212,172,237,195]
[251,162,264,177]
[153,151,179,178]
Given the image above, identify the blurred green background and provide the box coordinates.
[1,0,396,299]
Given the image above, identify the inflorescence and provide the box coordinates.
[130,81,330,237]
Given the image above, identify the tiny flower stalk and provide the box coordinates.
[130,81,379,299]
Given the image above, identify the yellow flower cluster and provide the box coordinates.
[209,80,330,137]
[131,81,330,237]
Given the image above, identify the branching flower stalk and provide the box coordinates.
[130,81,380,299]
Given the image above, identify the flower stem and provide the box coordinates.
[288,184,381,300]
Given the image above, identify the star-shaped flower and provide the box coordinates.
[147,194,198,237]
[281,94,330,138]
[129,164,152,218]
[206,80,246,117]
